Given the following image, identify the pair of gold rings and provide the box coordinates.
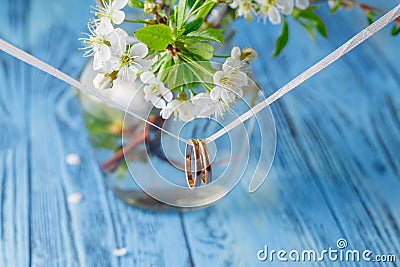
[185,138,212,189]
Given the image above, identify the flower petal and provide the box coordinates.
[160,86,173,102]
[112,9,125,25]
[102,56,119,72]
[153,97,166,109]
[276,0,292,14]
[213,71,224,85]
[296,0,309,10]
[96,18,114,35]
[129,43,148,58]
[222,58,241,73]
[230,47,241,59]
[112,0,128,9]
[134,58,152,71]
[229,0,239,9]
[160,102,176,119]
[178,102,195,122]
[93,73,112,90]
[232,71,248,87]
[96,43,112,61]
[107,28,128,52]
[268,6,281,25]
[140,71,156,84]
[210,86,222,100]
[93,57,103,70]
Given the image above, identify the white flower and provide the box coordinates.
[241,47,258,61]
[210,84,243,106]
[210,51,248,105]
[92,44,112,71]
[192,93,226,118]
[80,22,114,70]
[231,0,256,21]
[295,0,309,10]
[96,0,128,25]
[218,57,248,88]
[160,99,195,122]
[81,19,131,71]
[278,0,295,15]
[95,17,115,35]
[114,43,153,83]
[140,72,172,109]
[256,0,293,25]
[107,28,129,53]
[93,73,113,90]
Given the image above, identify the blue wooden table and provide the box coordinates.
[1,0,399,266]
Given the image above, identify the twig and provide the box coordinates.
[100,116,160,173]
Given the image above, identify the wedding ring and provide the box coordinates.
[184,141,195,188]
[184,138,213,189]
[191,139,203,188]
[198,139,212,184]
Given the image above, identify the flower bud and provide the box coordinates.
[93,73,112,90]
[144,0,157,15]
[230,46,241,60]
[241,47,258,61]
[177,91,187,100]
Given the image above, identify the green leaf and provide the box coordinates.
[298,11,327,38]
[128,0,144,8]
[272,18,289,57]
[188,0,196,7]
[167,64,193,89]
[167,65,182,89]
[183,17,203,34]
[185,42,214,60]
[134,25,172,51]
[177,0,188,28]
[315,20,327,38]
[186,28,224,43]
[297,19,315,41]
[367,11,377,25]
[151,52,171,73]
[391,25,400,36]
[195,0,215,19]
[182,65,193,84]
[159,58,174,81]
[292,6,318,18]
[329,0,342,14]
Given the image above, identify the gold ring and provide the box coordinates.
[198,139,212,184]
[184,141,195,188]
[185,138,213,189]
[191,139,203,188]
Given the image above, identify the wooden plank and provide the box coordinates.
[0,0,191,266]
[182,3,400,266]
